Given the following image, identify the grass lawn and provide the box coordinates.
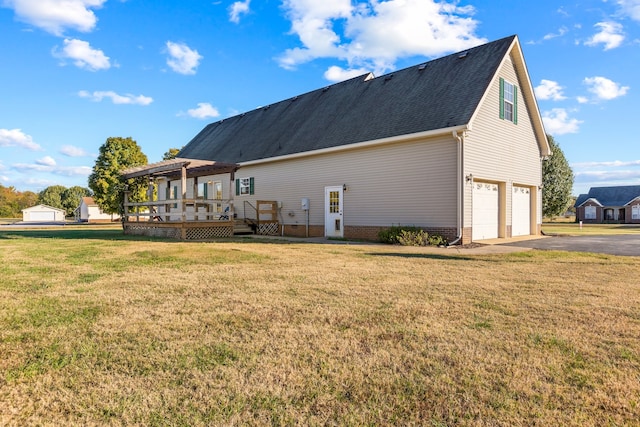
[543,222,640,236]
[1,229,639,426]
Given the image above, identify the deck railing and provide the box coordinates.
[122,199,233,222]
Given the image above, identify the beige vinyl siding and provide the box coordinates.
[464,52,543,229]
[237,135,458,228]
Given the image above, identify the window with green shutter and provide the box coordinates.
[499,77,518,124]
[236,177,255,195]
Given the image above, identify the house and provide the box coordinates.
[75,197,119,223]
[575,185,640,224]
[21,204,66,222]
[122,35,550,243]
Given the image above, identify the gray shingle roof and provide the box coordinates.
[576,185,640,207]
[179,35,517,163]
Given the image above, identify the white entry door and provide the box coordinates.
[512,186,531,236]
[472,182,499,241]
[324,186,344,238]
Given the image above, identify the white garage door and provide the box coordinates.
[472,182,499,241]
[512,186,531,237]
[28,211,56,221]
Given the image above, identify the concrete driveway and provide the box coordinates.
[502,234,640,257]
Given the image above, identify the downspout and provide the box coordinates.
[448,130,465,245]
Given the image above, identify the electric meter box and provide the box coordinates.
[301,198,310,211]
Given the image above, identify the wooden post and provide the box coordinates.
[123,191,130,222]
[229,170,235,222]
[181,164,187,222]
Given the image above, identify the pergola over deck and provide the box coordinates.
[120,158,240,240]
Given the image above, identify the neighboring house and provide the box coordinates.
[22,204,66,222]
[76,197,119,223]
[575,185,640,224]
[125,35,550,244]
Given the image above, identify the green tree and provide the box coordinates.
[162,147,182,160]
[62,186,93,215]
[542,135,574,220]
[88,137,148,215]
[0,185,38,217]
[38,185,67,211]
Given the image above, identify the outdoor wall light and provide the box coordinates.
[343,184,348,191]
[465,174,474,183]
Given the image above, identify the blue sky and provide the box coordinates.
[1,0,638,196]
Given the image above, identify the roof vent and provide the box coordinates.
[363,72,375,81]
[322,86,330,92]
[458,51,468,59]
[384,75,394,82]
[418,63,427,71]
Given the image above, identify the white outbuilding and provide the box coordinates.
[21,204,66,222]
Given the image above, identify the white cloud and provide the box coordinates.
[60,145,89,157]
[229,0,250,23]
[577,96,589,104]
[165,41,202,75]
[534,79,567,101]
[324,65,371,82]
[3,0,106,36]
[78,90,153,105]
[0,128,42,151]
[36,156,56,166]
[585,22,625,50]
[574,169,640,182]
[12,162,92,176]
[278,0,485,77]
[52,38,110,71]
[572,160,640,168]
[583,76,629,100]
[616,0,640,21]
[541,108,583,135]
[543,26,568,41]
[186,103,220,119]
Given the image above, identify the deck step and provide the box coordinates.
[233,220,253,235]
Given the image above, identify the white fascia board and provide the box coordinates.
[578,198,603,207]
[239,124,469,167]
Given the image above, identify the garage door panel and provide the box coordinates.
[473,183,499,240]
[512,186,531,237]
[29,211,56,221]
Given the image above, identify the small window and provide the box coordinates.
[585,205,596,220]
[499,78,518,124]
[197,182,208,199]
[632,205,639,220]
[236,177,254,196]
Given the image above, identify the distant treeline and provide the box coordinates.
[0,184,92,218]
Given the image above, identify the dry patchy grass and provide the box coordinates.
[1,231,639,426]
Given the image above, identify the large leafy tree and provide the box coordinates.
[62,186,93,215]
[162,147,182,160]
[542,134,574,219]
[88,137,148,214]
[38,185,67,211]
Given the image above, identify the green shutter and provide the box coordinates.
[513,86,518,124]
[499,78,505,120]
[235,179,240,196]
[203,183,208,199]
[249,177,255,195]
